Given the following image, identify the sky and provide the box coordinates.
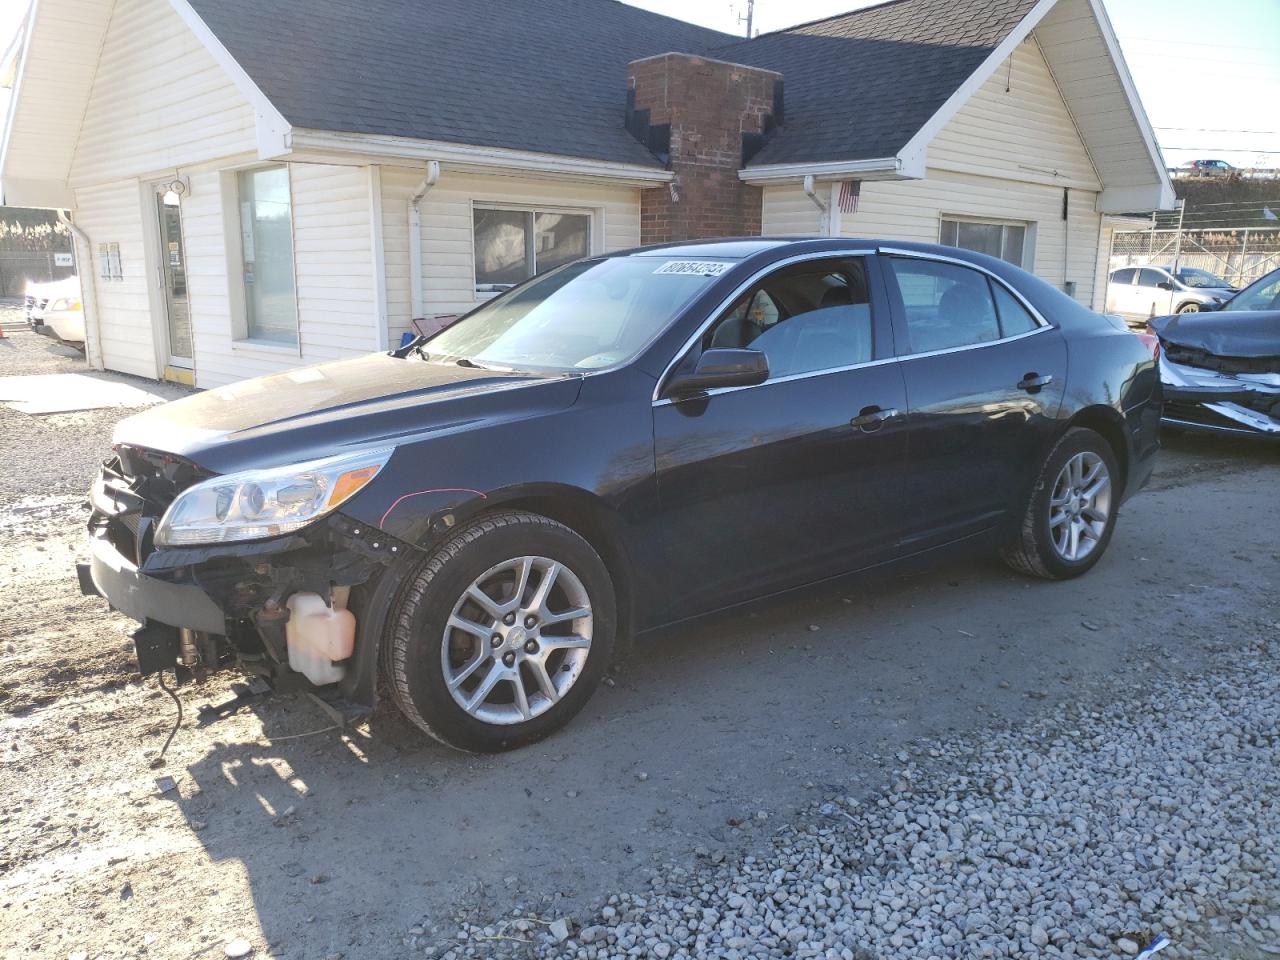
[1,0,1277,171]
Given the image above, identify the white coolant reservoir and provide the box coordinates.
[286,588,356,686]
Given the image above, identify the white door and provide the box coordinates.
[1133,268,1173,318]
[153,188,193,372]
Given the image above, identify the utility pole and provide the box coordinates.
[737,0,755,37]
[1170,197,1186,272]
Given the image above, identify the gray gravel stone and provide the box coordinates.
[489,643,1280,960]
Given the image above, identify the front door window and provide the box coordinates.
[155,190,192,365]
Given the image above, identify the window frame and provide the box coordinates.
[938,215,1031,268]
[653,249,1053,404]
[1135,267,1170,289]
[694,256,879,381]
[880,249,1051,362]
[470,201,595,300]
[223,162,301,351]
[654,252,894,404]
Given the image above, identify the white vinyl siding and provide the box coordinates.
[379,169,642,347]
[928,38,1100,191]
[69,180,157,378]
[1,0,113,189]
[175,161,378,388]
[761,37,1105,306]
[68,0,257,185]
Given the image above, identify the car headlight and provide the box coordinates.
[155,447,394,547]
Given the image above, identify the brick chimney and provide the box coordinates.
[626,53,782,245]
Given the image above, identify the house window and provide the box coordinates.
[940,218,1027,268]
[236,165,297,344]
[473,205,591,295]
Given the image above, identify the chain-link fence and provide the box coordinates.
[0,211,78,299]
[1110,227,1280,287]
[0,251,78,298]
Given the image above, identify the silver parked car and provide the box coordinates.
[1105,265,1237,324]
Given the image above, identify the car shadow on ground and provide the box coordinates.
[152,465,1271,959]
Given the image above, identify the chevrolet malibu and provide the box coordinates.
[81,239,1161,751]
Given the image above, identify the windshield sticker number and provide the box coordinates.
[654,260,733,277]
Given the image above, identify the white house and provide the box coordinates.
[0,0,1173,388]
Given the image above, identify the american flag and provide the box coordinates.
[837,180,861,215]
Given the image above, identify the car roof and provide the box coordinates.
[610,236,1029,264]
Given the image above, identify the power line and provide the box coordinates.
[1120,35,1278,52]
[1155,128,1280,136]
[1162,146,1279,152]
[1158,199,1280,208]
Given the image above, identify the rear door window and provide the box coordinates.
[884,258,1002,353]
[990,283,1040,337]
[1111,268,1135,284]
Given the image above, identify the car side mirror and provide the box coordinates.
[1157,281,1174,290]
[665,348,769,397]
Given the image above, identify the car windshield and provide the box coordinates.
[1223,270,1280,312]
[422,256,730,371]
[1174,267,1229,288]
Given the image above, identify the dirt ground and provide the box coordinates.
[1,325,1277,959]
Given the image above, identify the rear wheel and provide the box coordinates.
[1001,427,1120,580]
[386,511,616,752]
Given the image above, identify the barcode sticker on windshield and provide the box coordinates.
[654,260,733,277]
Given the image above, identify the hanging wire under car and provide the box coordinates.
[150,671,183,767]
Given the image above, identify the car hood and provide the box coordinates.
[1150,310,1280,359]
[112,352,583,474]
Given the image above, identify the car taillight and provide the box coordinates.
[1138,324,1161,361]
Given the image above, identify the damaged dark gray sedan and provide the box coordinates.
[78,239,1161,752]
[1153,267,1280,440]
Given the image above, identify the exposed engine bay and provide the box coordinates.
[78,444,415,715]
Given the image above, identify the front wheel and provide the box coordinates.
[1176,302,1201,314]
[386,511,616,752]
[1001,428,1120,580]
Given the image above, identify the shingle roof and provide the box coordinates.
[719,0,1040,166]
[188,0,1038,171]
[186,0,733,168]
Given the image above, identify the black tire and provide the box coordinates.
[1001,427,1121,580]
[386,511,616,752]
[1176,302,1201,314]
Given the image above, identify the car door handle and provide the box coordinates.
[850,406,898,432]
[1017,373,1053,392]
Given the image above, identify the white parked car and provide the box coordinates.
[24,277,85,342]
[44,294,86,343]
[24,276,80,322]
[1104,265,1237,323]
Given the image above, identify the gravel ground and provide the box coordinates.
[1,325,1277,960]
[468,638,1280,960]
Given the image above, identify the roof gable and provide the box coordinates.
[720,0,1039,168]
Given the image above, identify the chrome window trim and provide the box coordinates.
[653,355,900,407]
[650,249,877,403]
[652,246,1056,405]
[652,326,1051,407]
[877,246,1052,330]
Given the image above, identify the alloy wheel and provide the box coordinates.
[441,556,593,725]
[1048,451,1112,562]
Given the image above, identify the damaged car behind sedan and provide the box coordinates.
[79,239,1161,752]
[1152,267,1280,440]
